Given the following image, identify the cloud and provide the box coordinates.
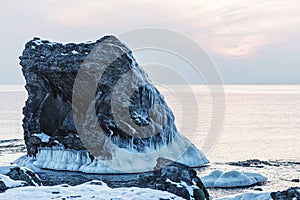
[36,0,300,58]
[0,0,299,65]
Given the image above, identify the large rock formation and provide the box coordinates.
[18,36,209,173]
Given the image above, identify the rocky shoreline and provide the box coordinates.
[0,158,299,199]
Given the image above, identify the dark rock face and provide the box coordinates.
[20,37,98,156]
[271,187,300,200]
[138,158,210,200]
[0,181,7,192]
[19,36,208,173]
[20,36,176,156]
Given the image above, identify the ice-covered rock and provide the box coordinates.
[139,157,210,200]
[6,166,41,186]
[0,180,184,200]
[202,170,267,188]
[270,187,300,200]
[0,165,42,189]
[0,174,27,191]
[218,191,272,200]
[19,36,209,173]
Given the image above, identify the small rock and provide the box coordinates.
[270,187,300,200]
[6,167,42,186]
[0,181,7,192]
[254,188,263,191]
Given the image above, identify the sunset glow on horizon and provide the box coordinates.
[0,0,299,84]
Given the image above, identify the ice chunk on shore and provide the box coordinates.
[218,191,271,200]
[202,170,267,188]
[0,180,184,200]
[0,166,12,175]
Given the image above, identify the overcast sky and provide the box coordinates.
[0,0,299,84]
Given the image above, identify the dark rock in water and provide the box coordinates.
[138,158,210,200]
[227,159,300,168]
[254,187,263,191]
[292,179,300,183]
[6,167,42,186]
[18,36,208,173]
[271,187,300,200]
[0,181,7,192]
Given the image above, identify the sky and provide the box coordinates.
[0,0,299,85]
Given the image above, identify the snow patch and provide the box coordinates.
[166,179,198,199]
[32,39,43,46]
[0,180,184,200]
[71,50,79,54]
[202,170,267,188]
[32,133,50,143]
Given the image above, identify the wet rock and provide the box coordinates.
[270,187,300,200]
[0,181,7,192]
[138,158,210,200]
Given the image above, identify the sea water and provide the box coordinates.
[0,85,299,197]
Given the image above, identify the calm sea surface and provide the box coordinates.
[0,85,299,165]
[0,85,299,196]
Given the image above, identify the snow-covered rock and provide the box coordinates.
[32,133,50,143]
[0,174,26,190]
[0,165,42,188]
[0,180,184,200]
[218,191,272,200]
[202,170,267,188]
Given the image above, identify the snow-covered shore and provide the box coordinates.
[0,180,184,200]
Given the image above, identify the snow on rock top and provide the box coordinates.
[32,133,50,143]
